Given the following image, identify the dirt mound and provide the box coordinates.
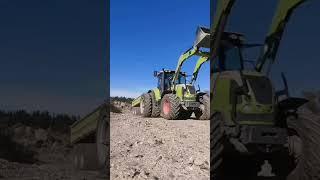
[0,128,37,164]
[111,101,132,113]
[0,123,70,165]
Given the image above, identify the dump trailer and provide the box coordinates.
[210,0,313,179]
[70,103,108,171]
[131,27,211,120]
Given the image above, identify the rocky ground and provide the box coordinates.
[110,112,210,180]
[0,124,106,180]
[0,96,319,180]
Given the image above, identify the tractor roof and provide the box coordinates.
[157,69,186,75]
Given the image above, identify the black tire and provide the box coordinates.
[198,94,210,120]
[151,91,161,117]
[96,111,109,170]
[160,94,183,120]
[73,143,99,170]
[140,93,152,117]
[288,135,302,165]
[210,112,225,179]
[286,112,320,180]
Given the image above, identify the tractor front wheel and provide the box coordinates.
[211,112,225,179]
[151,91,161,117]
[160,94,183,120]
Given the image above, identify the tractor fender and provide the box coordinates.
[147,88,161,102]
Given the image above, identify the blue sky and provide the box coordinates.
[110,0,320,98]
[1,0,319,115]
[110,0,210,98]
[0,0,106,116]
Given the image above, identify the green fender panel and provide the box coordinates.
[175,86,184,101]
[151,88,161,101]
[211,78,234,125]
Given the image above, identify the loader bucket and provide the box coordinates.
[194,26,210,49]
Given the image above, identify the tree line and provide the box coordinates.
[111,96,134,103]
[0,110,80,132]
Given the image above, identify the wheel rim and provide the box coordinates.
[79,152,84,169]
[163,100,170,115]
[73,153,78,168]
[140,99,145,114]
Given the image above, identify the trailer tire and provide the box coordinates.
[140,93,152,117]
[151,91,161,117]
[73,143,99,170]
[72,146,80,169]
[96,112,109,170]
[160,94,183,120]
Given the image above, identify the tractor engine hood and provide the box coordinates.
[175,84,197,101]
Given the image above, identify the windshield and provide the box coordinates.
[241,45,262,70]
[213,44,262,72]
[163,73,186,90]
[214,46,242,71]
[178,74,186,84]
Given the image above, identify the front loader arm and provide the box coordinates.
[210,0,236,60]
[255,0,308,72]
[172,47,209,89]
[191,56,209,84]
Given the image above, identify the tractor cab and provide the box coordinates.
[154,70,187,94]
[213,32,263,72]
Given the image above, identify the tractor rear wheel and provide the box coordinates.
[151,91,161,117]
[140,93,152,117]
[160,94,183,120]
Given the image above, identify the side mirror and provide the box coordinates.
[196,84,201,93]
[275,72,290,101]
[153,71,158,77]
[281,72,289,97]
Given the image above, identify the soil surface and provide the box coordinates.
[110,112,210,180]
[0,125,107,180]
[0,103,319,180]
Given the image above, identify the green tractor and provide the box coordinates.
[210,0,311,179]
[132,33,210,120]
